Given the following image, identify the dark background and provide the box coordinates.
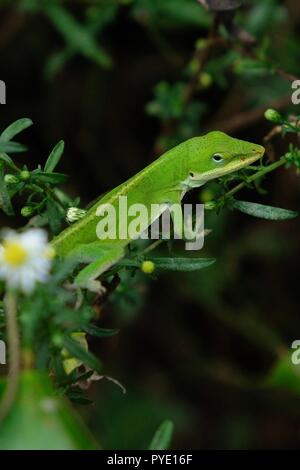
[1,0,300,449]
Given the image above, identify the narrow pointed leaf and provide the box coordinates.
[0,118,33,142]
[63,336,102,373]
[31,171,68,185]
[232,200,298,220]
[0,153,18,170]
[44,140,65,173]
[147,257,216,271]
[83,324,119,338]
[0,370,99,450]
[46,199,62,234]
[119,257,216,271]
[0,142,27,154]
[149,420,174,451]
[0,165,14,215]
[44,5,112,68]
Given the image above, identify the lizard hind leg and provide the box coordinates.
[71,242,125,292]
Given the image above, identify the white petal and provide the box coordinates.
[0,228,52,294]
[21,229,48,253]
[20,270,35,294]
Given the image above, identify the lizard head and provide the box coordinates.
[185,131,265,188]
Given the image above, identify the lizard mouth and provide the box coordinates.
[230,148,265,171]
[218,150,264,177]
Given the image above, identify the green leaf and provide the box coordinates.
[31,170,68,185]
[132,0,210,29]
[67,389,93,406]
[147,257,216,271]
[234,58,272,77]
[264,353,300,395]
[231,200,298,220]
[119,257,216,271]
[0,164,14,215]
[83,324,119,338]
[63,335,102,373]
[147,82,185,121]
[0,118,33,142]
[0,142,27,154]
[44,5,112,68]
[149,420,174,451]
[0,153,18,170]
[46,199,62,234]
[0,370,99,449]
[45,3,118,78]
[44,140,65,173]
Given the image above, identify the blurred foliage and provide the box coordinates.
[0,370,99,450]
[0,0,300,451]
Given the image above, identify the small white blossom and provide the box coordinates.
[0,229,55,294]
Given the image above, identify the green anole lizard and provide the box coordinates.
[51,131,265,290]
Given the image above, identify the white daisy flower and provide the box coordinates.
[0,229,55,294]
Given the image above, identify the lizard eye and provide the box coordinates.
[212,153,224,163]
[189,172,195,178]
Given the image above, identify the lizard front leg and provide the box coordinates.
[69,242,125,292]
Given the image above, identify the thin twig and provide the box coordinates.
[0,292,21,422]
[183,15,222,104]
[219,159,287,203]
[207,95,292,134]
[142,239,164,255]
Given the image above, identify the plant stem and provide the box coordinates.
[142,239,164,255]
[223,158,287,200]
[0,292,20,422]
[45,187,66,211]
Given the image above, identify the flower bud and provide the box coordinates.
[204,201,217,211]
[19,170,31,181]
[21,206,34,217]
[141,260,155,274]
[264,109,282,124]
[199,72,213,89]
[66,207,87,223]
[196,39,208,50]
[52,333,63,348]
[4,174,18,184]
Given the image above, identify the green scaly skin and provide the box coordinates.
[51,131,265,289]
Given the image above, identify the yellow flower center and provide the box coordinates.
[3,241,27,266]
